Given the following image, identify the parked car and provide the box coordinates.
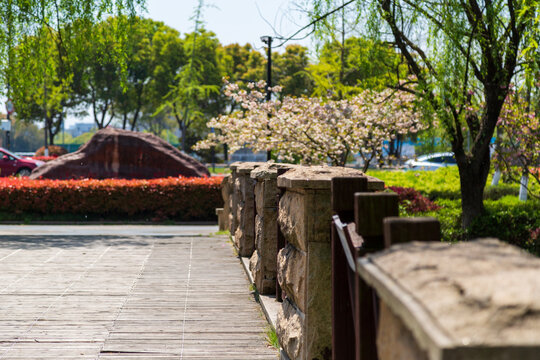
[0,148,44,177]
[404,152,457,171]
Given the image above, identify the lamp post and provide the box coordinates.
[260,36,272,161]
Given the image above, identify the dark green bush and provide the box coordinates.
[468,197,540,256]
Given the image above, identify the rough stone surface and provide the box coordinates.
[377,301,428,360]
[277,298,305,360]
[276,165,384,190]
[220,174,232,231]
[371,239,540,347]
[233,166,259,257]
[30,127,209,179]
[278,190,306,251]
[252,210,278,294]
[216,208,225,231]
[278,189,332,252]
[250,163,298,296]
[305,241,332,360]
[255,210,278,269]
[229,171,240,235]
[277,243,307,313]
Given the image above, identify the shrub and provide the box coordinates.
[31,156,57,162]
[0,176,223,221]
[370,166,536,200]
[35,145,68,157]
[388,186,440,214]
[370,167,461,199]
[468,196,540,256]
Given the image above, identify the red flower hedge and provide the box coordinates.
[0,176,224,221]
[31,156,58,162]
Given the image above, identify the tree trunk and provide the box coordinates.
[456,149,491,230]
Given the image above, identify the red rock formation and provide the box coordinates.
[30,128,210,179]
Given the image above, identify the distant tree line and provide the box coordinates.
[3,13,401,152]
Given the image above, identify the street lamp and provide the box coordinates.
[260,36,273,101]
[261,36,273,161]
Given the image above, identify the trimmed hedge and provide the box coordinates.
[0,176,223,221]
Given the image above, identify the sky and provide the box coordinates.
[143,0,311,51]
[59,0,311,127]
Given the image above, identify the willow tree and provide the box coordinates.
[0,0,145,140]
[309,0,540,228]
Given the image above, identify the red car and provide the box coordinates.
[0,148,44,177]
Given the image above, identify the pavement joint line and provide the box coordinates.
[180,237,194,360]
[0,249,64,295]
[0,249,21,263]
[98,239,156,359]
[0,246,111,360]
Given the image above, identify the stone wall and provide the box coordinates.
[249,163,297,295]
[218,174,233,231]
[275,166,384,360]
[231,162,262,257]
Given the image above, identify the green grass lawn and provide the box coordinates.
[367,167,540,255]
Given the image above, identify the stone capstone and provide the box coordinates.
[276,165,384,191]
[365,239,540,359]
[30,128,209,179]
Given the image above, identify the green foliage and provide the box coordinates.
[309,37,405,97]
[376,168,540,254]
[413,129,452,156]
[1,0,145,136]
[369,167,462,199]
[273,45,314,98]
[469,197,540,256]
[218,43,264,83]
[12,118,43,152]
[370,167,536,201]
[265,326,280,350]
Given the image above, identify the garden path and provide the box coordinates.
[0,226,276,359]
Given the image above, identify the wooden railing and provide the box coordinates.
[331,177,440,360]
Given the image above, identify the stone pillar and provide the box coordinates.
[232,162,263,257]
[275,166,384,360]
[219,174,233,232]
[249,162,297,295]
[358,239,540,360]
[228,162,242,236]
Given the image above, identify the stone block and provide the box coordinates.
[305,241,332,360]
[220,174,232,231]
[359,239,540,360]
[277,298,305,360]
[278,244,306,312]
[255,209,278,270]
[216,208,225,231]
[278,190,306,251]
[377,301,428,360]
[276,165,384,191]
[278,189,332,252]
[232,166,259,257]
[254,178,278,214]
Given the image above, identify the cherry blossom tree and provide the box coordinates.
[195,80,424,170]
